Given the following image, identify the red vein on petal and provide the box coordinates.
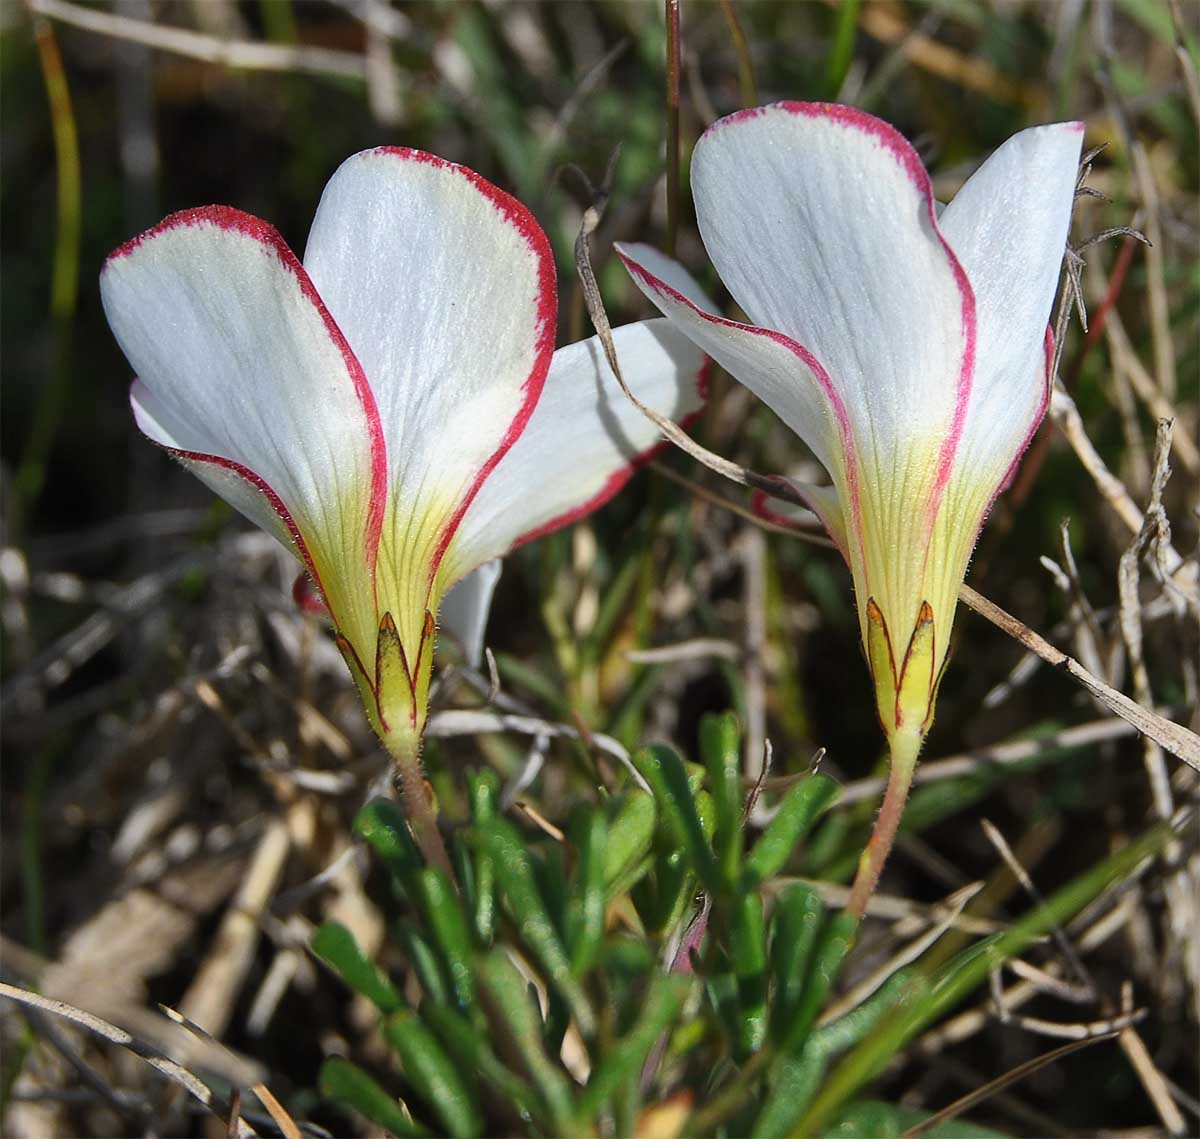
[106,206,389,577]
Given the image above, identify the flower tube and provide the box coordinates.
[616,103,1081,916]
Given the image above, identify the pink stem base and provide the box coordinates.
[846,732,920,923]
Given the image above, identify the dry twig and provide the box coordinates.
[27,0,367,80]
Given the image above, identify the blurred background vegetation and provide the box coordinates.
[1,1,1197,1136]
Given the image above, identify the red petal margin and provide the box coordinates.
[106,205,389,578]
[164,443,330,605]
[989,325,1055,509]
[702,102,978,540]
[509,357,713,552]
[368,148,559,586]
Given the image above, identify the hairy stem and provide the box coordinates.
[384,728,453,878]
[845,732,921,923]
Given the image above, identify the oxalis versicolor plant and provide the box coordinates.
[99,103,1169,1136]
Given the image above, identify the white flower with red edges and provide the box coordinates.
[616,103,1082,748]
[102,148,705,753]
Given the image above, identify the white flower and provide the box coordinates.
[102,148,705,753]
[616,102,1082,749]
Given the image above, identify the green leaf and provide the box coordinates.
[750,1042,825,1139]
[605,789,657,897]
[779,912,857,1056]
[384,1010,483,1139]
[823,0,862,97]
[744,776,840,888]
[319,1057,430,1137]
[395,925,450,1007]
[355,798,421,896]
[476,950,576,1132]
[768,883,825,1045]
[421,1002,542,1125]
[311,922,401,1014]
[415,867,475,1012]
[468,769,500,944]
[701,711,744,888]
[476,817,595,1035]
[566,805,607,976]
[706,970,742,1047]
[641,844,694,936]
[810,971,926,1058]
[731,893,768,1056]
[828,1100,1009,1138]
[576,973,692,1122]
[633,744,721,894]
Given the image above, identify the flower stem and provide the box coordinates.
[384,728,453,878]
[845,731,921,923]
[664,0,681,258]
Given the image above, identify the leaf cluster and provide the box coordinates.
[312,713,1172,1137]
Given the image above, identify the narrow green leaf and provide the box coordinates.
[749,1042,824,1139]
[695,789,718,842]
[477,818,595,1035]
[422,1002,542,1124]
[768,883,825,1043]
[832,1100,1009,1138]
[566,806,607,976]
[823,0,861,97]
[744,776,840,888]
[811,971,925,1058]
[575,973,691,1122]
[533,841,570,938]
[706,970,741,1046]
[396,925,449,1007]
[633,744,721,894]
[319,1057,430,1137]
[604,790,657,896]
[802,810,851,875]
[477,950,576,1132]
[355,798,421,896]
[779,911,857,1056]
[731,893,768,1056]
[700,712,744,888]
[415,867,475,1011]
[642,846,694,936]
[468,769,500,944]
[311,922,401,1014]
[383,1010,482,1139]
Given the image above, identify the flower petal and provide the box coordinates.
[442,320,707,581]
[439,559,502,668]
[938,123,1083,482]
[615,242,844,473]
[302,148,556,618]
[690,102,975,465]
[103,207,386,657]
[752,480,848,558]
[301,149,555,654]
